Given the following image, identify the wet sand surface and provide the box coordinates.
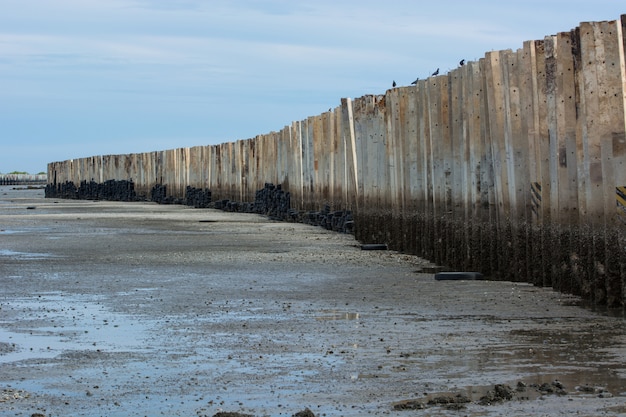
[0,186,625,417]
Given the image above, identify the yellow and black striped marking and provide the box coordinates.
[617,186,626,224]
[531,182,542,218]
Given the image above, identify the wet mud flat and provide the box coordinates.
[0,186,625,417]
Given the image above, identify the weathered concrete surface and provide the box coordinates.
[1,186,625,417]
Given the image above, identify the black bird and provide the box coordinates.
[411,78,419,85]
[459,59,465,66]
[392,80,397,87]
[432,68,439,76]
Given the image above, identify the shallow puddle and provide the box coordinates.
[0,292,151,364]
[0,249,57,259]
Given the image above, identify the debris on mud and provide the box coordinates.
[0,388,30,403]
[394,379,621,412]
[575,384,614,398]
[428,393,471,410]
[292,408,317,417]
[393,393,470,411]
[0,342,16,355]
[211,409,317,417]
[395,380,581,412]
[393,399,426,410]
[479,384,515,405]
[531,380,567,396]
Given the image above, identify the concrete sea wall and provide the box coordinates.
[47,16,626,307]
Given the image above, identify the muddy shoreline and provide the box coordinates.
[1,186,625,416]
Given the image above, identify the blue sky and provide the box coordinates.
[1,1,624,174]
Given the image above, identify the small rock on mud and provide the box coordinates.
[292,408,316,417]
[479,384,514,405]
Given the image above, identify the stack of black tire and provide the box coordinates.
[252,183,291,220]
[45,179,138,201]
[185,186,212,208]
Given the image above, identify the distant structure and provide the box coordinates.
[0,174,47,186]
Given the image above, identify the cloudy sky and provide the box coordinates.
[1,0,623,174]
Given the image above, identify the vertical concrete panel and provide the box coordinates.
[404,85,420,256]
[395,87,412,253]
[596,19,626,306]
[209,145,219,198]
[279,127,289,195]
[580,23,606,226]
[187,146,201,189]
[227,141,234,199]
[319,112,331,207]
[417,81,434,260]
[485,50,512,224]
[484,51,509,277]
[341,98,359,211]
[242,138,250,202]
[269,132,278,187]
[233,140,243,202]
[352,97,368,220]
[101,155,111,183]
[249,136,259,194]
[223,142,232,201]
[524,41,544,225]
[579,22,608,303]
[125,154,137,184]
[330,108,343,209]
[508,50,531,222]
[520,41,546,285]
[289,121,304,209]
[555,32,581,226]
[427,76,443,220]
[497,49,518,280]
[303,117,315,210]
[507,49,531,282]
[373,95,388,244]
[595,21,618,224]
[448,67,467,268]
[385,87,405,250]
[163,149,176,197]
[501,51,518,221]
[135,152,150,197]
[310,115,322,207]
[203,145,211,192]
[354,96,371,242]
[352,95,379,243]
[462,61,484,272]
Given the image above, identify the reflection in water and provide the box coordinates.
[316,311,360,321]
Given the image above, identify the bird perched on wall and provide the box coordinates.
[392,80,397,87]
[411,78,419,85]
[432,68,439,76]
[459,59,465,66]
